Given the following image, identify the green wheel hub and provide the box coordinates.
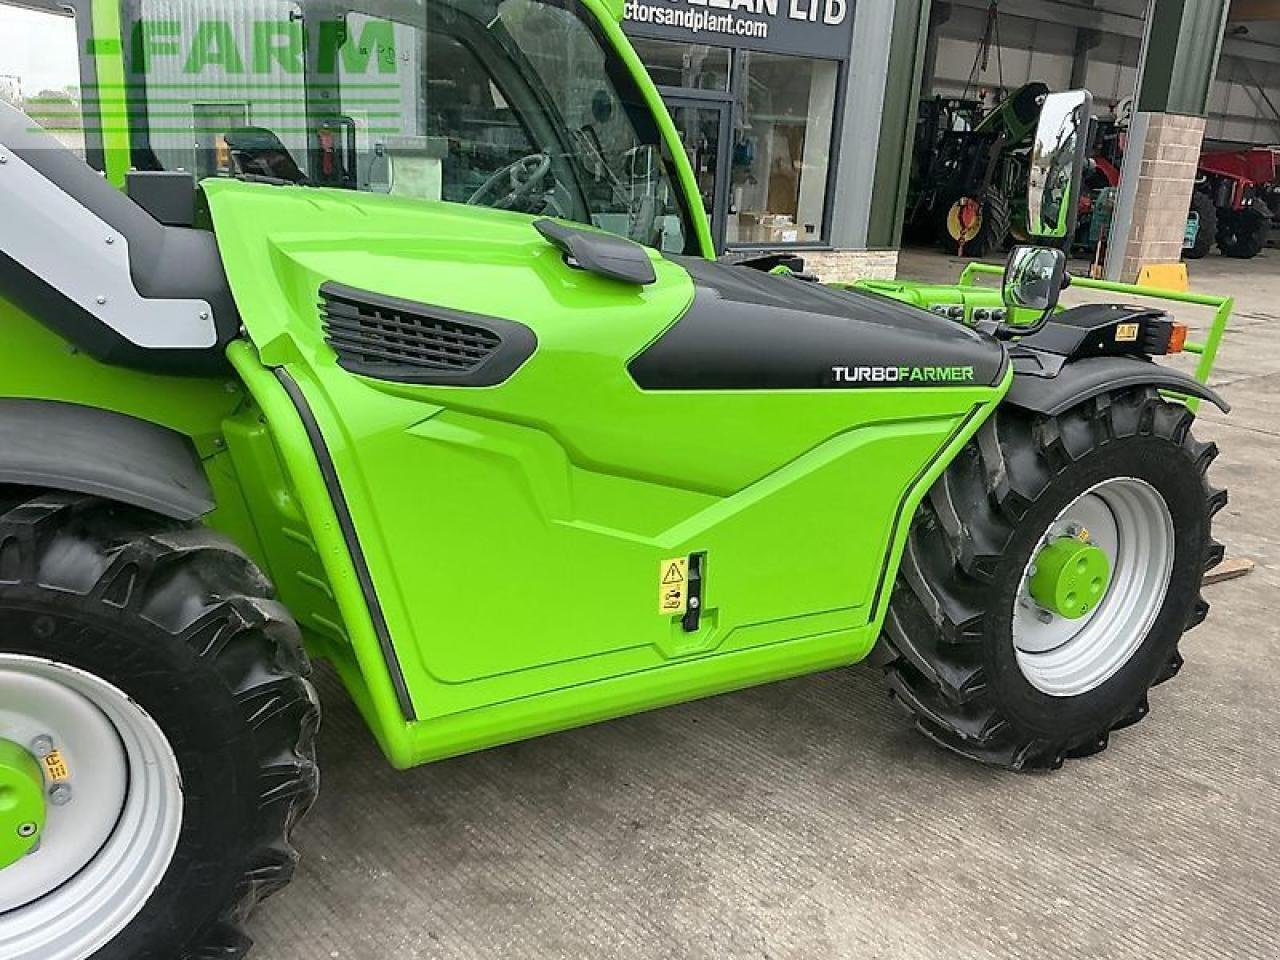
[0,739,45,871]
[1029,536,1112,620]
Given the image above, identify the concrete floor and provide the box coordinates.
[251,249,1280,960]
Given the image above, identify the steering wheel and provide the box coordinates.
[467,152,553,210]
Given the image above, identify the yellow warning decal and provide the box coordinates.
[42,749,70,783]
[1115,323,1140,343]
[659,557,688,616]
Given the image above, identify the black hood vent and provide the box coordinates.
[319,282,536,387]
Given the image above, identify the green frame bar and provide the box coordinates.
[956,262,1232,411]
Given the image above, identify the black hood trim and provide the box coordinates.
[629,257,1008,391]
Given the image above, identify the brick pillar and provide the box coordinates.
[1105,111,1206,283]
[1103,0,1228,282]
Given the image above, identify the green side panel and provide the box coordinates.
[0,298,263,550]
[0,309,383,708]
[867,0,933,249]
[88,0,131,185]
[0,301,239,445]
[206,180,1007,766]
[223,349,416,762]
[1136,0,1229,117]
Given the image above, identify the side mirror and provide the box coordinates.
[1025,90,1093,243]
[1003,245,1068,313]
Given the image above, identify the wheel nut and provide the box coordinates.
[48,784,72,806]
[1036,609,1054,624]
[29,735,54,758]
[17,822,38,838]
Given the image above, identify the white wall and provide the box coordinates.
[1207,51,1280,146]
[930,6,1076,100]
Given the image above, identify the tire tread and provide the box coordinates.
[0,492,319,959]
[876,389,1222,771]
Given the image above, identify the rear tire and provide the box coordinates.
[0,493,319,959]
[1217,207,1269,259]
[1183,192,1217,260]
[875,389,1225,771]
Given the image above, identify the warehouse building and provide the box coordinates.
[622,0,1280,281]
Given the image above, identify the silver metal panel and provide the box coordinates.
[0,146,216,349]
[1103,108,1148,281]
[826,0,894,249]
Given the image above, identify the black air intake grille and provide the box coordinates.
[319,282,535,386]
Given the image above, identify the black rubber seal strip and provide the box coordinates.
[868,406,983,620]
[274,367,418,722]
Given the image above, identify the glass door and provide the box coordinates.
[664,96,731,253]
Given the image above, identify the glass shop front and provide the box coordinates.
[622,0,854,251]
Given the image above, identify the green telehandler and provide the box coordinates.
[0,1,1228,956]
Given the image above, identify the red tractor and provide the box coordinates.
[1077,112,1276,262]
[1191,147,1280,260]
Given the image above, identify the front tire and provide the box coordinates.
[0,493,319,959]
[875,389,1225,770]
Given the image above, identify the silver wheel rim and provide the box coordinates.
[0,654,183,960]
[1013,478,1175,697]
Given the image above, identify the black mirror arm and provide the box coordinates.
[993,270,1071,340]
[993,304,1055,341]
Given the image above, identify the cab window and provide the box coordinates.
[0,0,86,159]
[123,0,694,253]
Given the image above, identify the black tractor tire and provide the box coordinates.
[0,492,319,959]
[1183,191,1217,260]
[1217,207,1269,259]
[875,388,1225,771]
[936,188,1011,258]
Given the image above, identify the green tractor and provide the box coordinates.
[0,1,1228,957]
[905,83,1048,257]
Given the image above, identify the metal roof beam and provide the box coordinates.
[944,0,1280,66]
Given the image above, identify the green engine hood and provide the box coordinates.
[202,179,694,374]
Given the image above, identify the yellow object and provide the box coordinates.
[1115,323,1140,343]
[1135,263,1188,292]
[945,198,983,245]
[42,749,70,783]
[658,557,688,616]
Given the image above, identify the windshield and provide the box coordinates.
[124,0,694,253]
